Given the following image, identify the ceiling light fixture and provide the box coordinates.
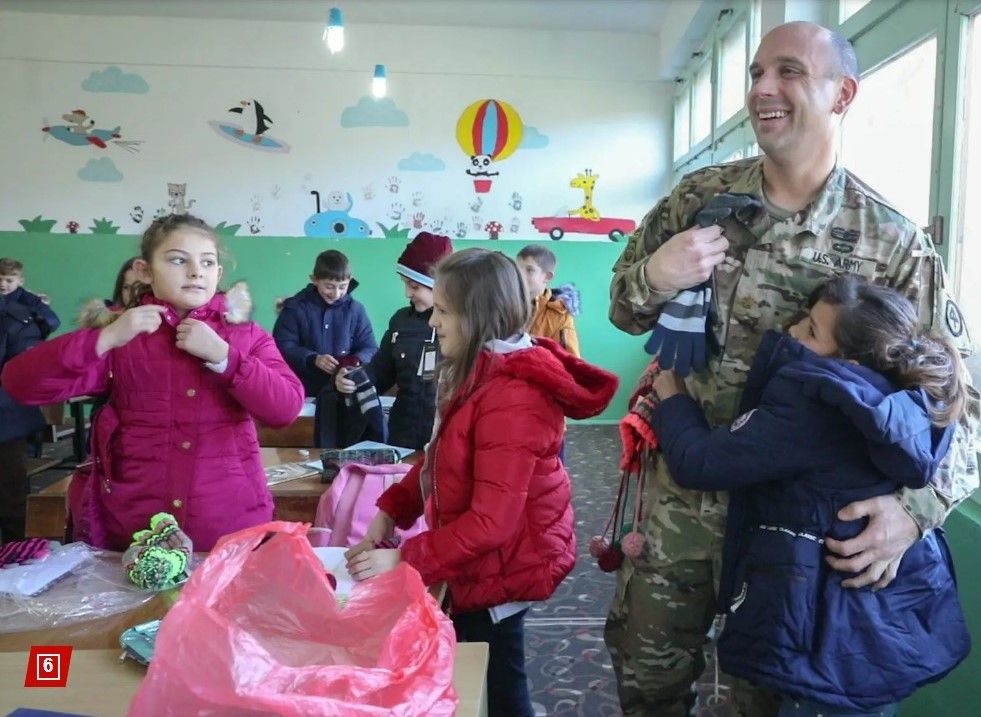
[324,7,344,54]
[372,64,387,98]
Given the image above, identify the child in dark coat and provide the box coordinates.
[273,250,377,397]
[335,232,453,450]
[652,275,971,716]
[0,257,60,541]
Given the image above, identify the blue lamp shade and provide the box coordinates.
[372,64,387,98]
[324,7,344,53]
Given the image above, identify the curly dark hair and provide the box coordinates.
[811,274,967,426]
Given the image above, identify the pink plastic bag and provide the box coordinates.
[314,462,426,547]
[128,521,458,717]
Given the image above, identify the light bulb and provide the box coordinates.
[372,64,387,98]
[324,8,344,54]
[325,26,344,54]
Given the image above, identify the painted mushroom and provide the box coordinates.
[485,220,503,240]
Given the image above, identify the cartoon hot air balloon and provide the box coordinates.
[456,99,523,193]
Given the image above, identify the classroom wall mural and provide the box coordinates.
[0,11,669,242]
[455,98,524,195]
[210,99,291,153]
[41,111,142,153]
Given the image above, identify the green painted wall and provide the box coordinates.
[903,503,981,716]
[0,232,650,423]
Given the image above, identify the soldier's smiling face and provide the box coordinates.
[747,23,856,161]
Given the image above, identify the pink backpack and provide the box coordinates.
[313,463,426,547]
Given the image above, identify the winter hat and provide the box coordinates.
[396,232,453,288]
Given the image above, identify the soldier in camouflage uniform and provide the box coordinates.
[604,21,979,717]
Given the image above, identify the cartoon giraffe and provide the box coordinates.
[568,169,601,221]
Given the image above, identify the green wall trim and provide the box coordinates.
[0,232,651,423]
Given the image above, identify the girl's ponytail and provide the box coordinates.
[887,334,966,426]
[811,274,968,427]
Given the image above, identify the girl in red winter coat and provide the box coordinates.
[2,215,304,551]
[345,248,618,717]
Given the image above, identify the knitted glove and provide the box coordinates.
[644,281,713,376]
[644,193,763,377]
[122,513,192,591]
[126,546,188,591]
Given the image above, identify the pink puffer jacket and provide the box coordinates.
[2,288,304,550]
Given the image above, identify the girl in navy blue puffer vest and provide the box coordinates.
[651,275,971,717]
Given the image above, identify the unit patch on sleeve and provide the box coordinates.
[945,299,965,337]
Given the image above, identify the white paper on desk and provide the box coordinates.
[265,462,318,486]
[0,542,92,597]
[312,547,355,601]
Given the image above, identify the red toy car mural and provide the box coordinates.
[531,216,637,242]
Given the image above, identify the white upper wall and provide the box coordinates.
[0,6,673,238]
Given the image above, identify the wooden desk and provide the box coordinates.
[0,644,488,716]
[255,414,315,447]
[25,448,420,540]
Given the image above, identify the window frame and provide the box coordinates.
[671,0,760,181]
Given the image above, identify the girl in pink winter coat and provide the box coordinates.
[2,214,304,551]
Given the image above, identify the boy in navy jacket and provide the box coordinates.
[273,250,377,397]
[1,257,60,541]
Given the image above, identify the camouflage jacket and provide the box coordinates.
[610,157,979,532]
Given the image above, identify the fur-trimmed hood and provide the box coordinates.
[77,281,253,329]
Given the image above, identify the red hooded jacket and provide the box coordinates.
[377,337,618,613]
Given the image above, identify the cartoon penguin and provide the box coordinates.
[228,99,272,144]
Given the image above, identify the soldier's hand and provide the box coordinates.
[824,494,919,590]
[644,225,728,292]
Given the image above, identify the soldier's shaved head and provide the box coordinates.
[764,21,858,80]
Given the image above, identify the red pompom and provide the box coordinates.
[621,531,645,558]
[589,535,609,558]
[597,546,624,572]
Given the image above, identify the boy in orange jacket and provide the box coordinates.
[515,245,580,357]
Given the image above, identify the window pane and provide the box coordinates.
[674,89,690,160]
[841,38,936,226]
[957,13,981,332]
[692,61,712,144]
[719,19,747,124]
[841,0,873,22]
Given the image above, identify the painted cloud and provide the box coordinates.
[341,97,409,128]
[81,66,149,94]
